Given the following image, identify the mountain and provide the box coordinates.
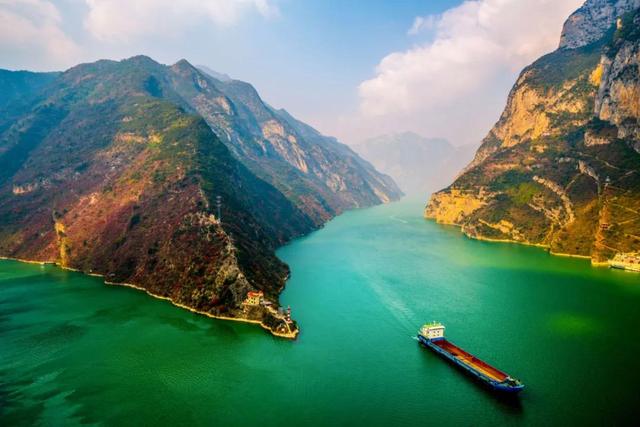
[426,0,640,264]
[0,56,399,337]
[196,65,232,82]
[177,61,402,223]
[353,132,477,195]
[0,70,60,136]
[0,70,59,110]
[559,0,640,48]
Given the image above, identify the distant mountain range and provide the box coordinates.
[353,132,477,195]
[427,0,640,264]
[196,65,232,82]
[0,56,401,336]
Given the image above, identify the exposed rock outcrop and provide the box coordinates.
[427,2,640,264]
[559,0,640,49]
[425,188,490,225]
[170,61,402,224]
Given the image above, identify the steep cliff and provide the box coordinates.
[173,61,403,224]
[426,1,640,264]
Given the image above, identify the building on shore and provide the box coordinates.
[244,291,263,306]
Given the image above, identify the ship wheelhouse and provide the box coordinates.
[420,322,445,340]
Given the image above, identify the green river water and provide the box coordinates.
[1,197,640,426]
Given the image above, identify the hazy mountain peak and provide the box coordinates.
[353,133,476,195]
[123,54,160,66]
[197,65,233,82]
[172,58,195,69]
[369,132,449,146]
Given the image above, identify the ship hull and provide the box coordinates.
[418,335,524,393]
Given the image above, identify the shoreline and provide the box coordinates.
[428,220,610,268]
[0,256,54,265]
[104,280,299,340]
[548,250,592,260]
[466,233,550,249]
[0,255,298,340]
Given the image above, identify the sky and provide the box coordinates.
[0,0,584,146]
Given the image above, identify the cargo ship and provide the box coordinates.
[417,322,524,393]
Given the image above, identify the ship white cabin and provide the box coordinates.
[420,322,445,340]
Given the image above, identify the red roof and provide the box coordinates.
[247,291,263,298]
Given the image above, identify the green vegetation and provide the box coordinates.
[0,69,59,115]
[587,117,618,136]
[0,105,67,184]
[607,9,640,57]
[490,170,531,191]
[525,41,602,91]
[506,182,540,206]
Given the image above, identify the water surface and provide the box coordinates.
[1,198,639,426]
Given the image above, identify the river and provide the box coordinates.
[1,197,639,426]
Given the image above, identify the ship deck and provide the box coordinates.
[432,339,508,382]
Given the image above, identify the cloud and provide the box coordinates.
[407,15,437,35]
[356,0,584,145]
[84,0,279,42]
[0,0,80,69]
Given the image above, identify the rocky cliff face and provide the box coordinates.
[0,56,399,336]
[172,61,402,224]
[426,3,640,264]
[559,0,640,49]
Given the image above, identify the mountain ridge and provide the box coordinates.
[181,60,402,223]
